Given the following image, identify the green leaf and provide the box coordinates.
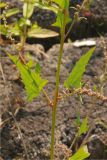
[0,23,20,36]
[53,9,71,28]
[28,23,59,38]
[78,118,88,136]
[52,0,71,28]
[52,0,69,9]
[0,2,7,8]
[26,59,33,68]
[53,11,63,28]
[35,63,41,75]
[64,47,95,88]
[7,53,48,101]
[9,23,20,36]
[23,2,35,18]
[34,1,58,13]
[75,112,81,127]
[18,18,31,27]
[69,145,90,160]
[0,25,8,35]
[93,84,97,92]
[0,8,20,19]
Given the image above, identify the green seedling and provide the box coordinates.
[0,0,58,49]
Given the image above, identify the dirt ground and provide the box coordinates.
[0,0,107,160]
[0,37,107,160]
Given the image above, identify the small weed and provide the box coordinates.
[0,0,107,160]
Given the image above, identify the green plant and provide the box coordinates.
[69,145,90,160]
[2,0,107,160]
[0,1,58,49]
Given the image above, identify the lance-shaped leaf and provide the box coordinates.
[78,118,88,136]
[23,2,35,18]
[0,8,20,19]
[64,47,95,89]
[69,145,90,160]
[34,1,58,13]
[7,53,48,101]
[28,23,59,38]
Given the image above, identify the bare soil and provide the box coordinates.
[0,37,107,160]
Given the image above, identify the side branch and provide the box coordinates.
[59,87,107,102]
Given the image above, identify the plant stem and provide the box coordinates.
[43,89,53,106]
[50,11,66,160]
[20,2,28,50]
[64,19,75,40]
